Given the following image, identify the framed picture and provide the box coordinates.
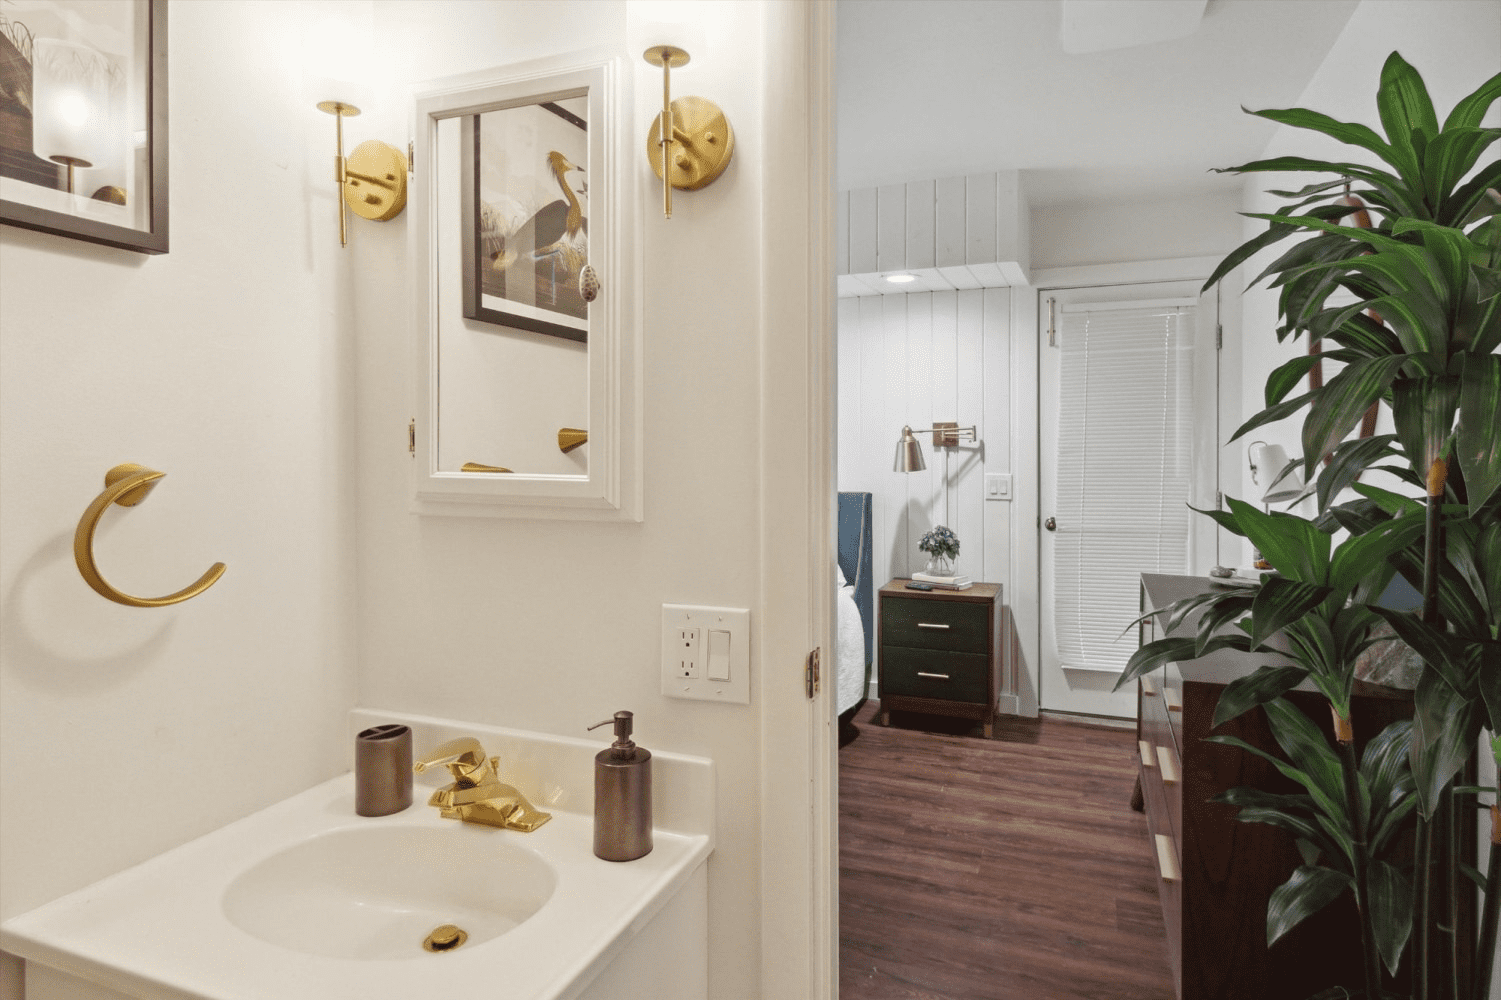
[0,0,168,254]
[460,95,588,343]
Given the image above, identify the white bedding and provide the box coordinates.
[836,566,867,715]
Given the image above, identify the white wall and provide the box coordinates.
[0,0,358,930]
[350,4,794,998]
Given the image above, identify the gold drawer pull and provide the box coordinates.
[916,622,951,630]
[1141,675,1158,696]
[1154,834,1180,882]
[1156,746,1180,784]
[1139,740,1155,766]
[1164,687,1182,712]
[916,671,950,680]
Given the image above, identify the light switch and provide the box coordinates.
[707,629,731,681]
[985,473,1012,500]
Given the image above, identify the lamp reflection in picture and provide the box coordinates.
[1247,441,1305,569]
[31,37,118,195]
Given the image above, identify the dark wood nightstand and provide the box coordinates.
[876,579,1003,738]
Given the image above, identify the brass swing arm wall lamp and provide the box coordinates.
[642,43,734,218]
[315,98,408,247]
[895,422,978,473]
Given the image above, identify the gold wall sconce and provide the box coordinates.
[642,45,734,219]
[895,422,979,472]
[74,464,226,608]
[316,98,408,247]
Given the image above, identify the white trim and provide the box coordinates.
[762,3,836,998]
[1031,254,1222,290]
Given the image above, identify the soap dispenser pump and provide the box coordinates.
[586,711,652,861]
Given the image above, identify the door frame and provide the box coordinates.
[1020,257,1236,721]
[763,2,837,997]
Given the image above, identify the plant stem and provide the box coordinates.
[1418,811,1435,1000]
[1421,459,1446,627]
[1336,707,1382,1000]
[1446,783,1463,1000]
[1473,805,1500,1000]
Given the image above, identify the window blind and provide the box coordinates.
[1054,304,1195,674]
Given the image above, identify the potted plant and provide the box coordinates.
[1118,52,1499,999]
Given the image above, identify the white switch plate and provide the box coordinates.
[984,473,1013,500]
[662,605,750,704]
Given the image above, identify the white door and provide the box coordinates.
[1038,281,1219,718]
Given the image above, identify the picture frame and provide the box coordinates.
[460,94,589,343]
[0,0,168,255]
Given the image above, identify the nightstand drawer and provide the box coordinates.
[880,646,989,703]
[881,597,990,653]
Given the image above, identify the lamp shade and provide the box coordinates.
[1249,442,1304,503]
[895,425,926,473]
[31,38,115,169]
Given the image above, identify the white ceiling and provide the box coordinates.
[837,0,1361,207]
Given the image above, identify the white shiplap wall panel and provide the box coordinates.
[905,179,936,271]
[881,293,911,585]
[966,174,998,267]
[955,289,986,578]
[836,296,861,494]
[835,190,849,278]
[849,187,878,275]
[934,176,967,269]
[905,292,937,572]
[877,185,906,275]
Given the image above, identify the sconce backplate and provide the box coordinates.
[344,139,408,222]
[646,96,734,192]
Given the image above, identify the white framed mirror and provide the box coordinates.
[409,51,640,520]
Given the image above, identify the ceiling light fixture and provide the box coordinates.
[885,273,916,284]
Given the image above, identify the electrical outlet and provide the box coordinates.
[662,604,751,704]
[676,627,702,678]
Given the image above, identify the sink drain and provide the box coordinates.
[422,924,468,952]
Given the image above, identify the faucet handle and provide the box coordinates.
[413,736,487,774]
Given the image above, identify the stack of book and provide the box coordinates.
[910,572,973,590]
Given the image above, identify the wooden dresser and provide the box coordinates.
[876,580,1002,738]
[1137,573,1423,1000]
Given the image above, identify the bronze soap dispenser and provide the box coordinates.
[587,711,652,862]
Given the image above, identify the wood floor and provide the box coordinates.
[838,701,1174,1000]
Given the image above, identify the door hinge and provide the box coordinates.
[1216,490,1224,509]
[805,647,821,699]
[1047,297,1058,348]
[407,140,415,175]
[1216,324,1223,350]
[408,419,416,455]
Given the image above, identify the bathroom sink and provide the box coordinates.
[1,711,714,1000]
[221,825,556,959]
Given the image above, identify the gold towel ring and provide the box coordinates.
[74,464,226,608]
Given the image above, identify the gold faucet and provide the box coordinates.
[412,737,551,832]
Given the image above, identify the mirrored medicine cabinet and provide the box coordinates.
[409,52,641,520]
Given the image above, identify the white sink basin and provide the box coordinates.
[1,712,714,1000]
[222,825,557,959]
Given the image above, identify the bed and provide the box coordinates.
[836,492,874,735]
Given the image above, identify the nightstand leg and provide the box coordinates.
[879,710,889,726]
[1129,775,1145,812]
[984,717,994,739]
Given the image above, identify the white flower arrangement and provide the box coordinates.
[918,525,959,561]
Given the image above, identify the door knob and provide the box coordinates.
[1045,517,1057,531]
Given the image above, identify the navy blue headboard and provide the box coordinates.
[837,492,874,668]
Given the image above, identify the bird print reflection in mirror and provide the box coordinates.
[465,95,589,343]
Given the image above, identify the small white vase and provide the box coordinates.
[924,553,954,578]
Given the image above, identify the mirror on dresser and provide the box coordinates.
[408,52,640,520]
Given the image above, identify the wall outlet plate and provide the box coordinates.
[661,605,750,704]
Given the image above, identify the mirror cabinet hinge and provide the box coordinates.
[408,419,416,455]
[805,647,820,699]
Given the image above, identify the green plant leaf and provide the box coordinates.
[1328,512,1425,596]
[1266,354,1330,408]
[1196,594,1257,656]
[1202,221,1301,293]
[1114,633,1250,691]
[1227,498,1330,584]
[1250,576,1333,649]
[1456,353,1501,514]
[1267,865,1353,947]
[1391,375,1461,477]
[1302,356,1411,476]
[1314,435,1401,512]
[1440,66,1501,131]
[1376,52,1438,190]
[1214,665,1310,728]
[1367,859,1413,976]
[1265,698,1350,827]
[1478,641,1501,736]
[1247,106,1400,173]
[1409,668,1483,819]
[1229,390,1315,443]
